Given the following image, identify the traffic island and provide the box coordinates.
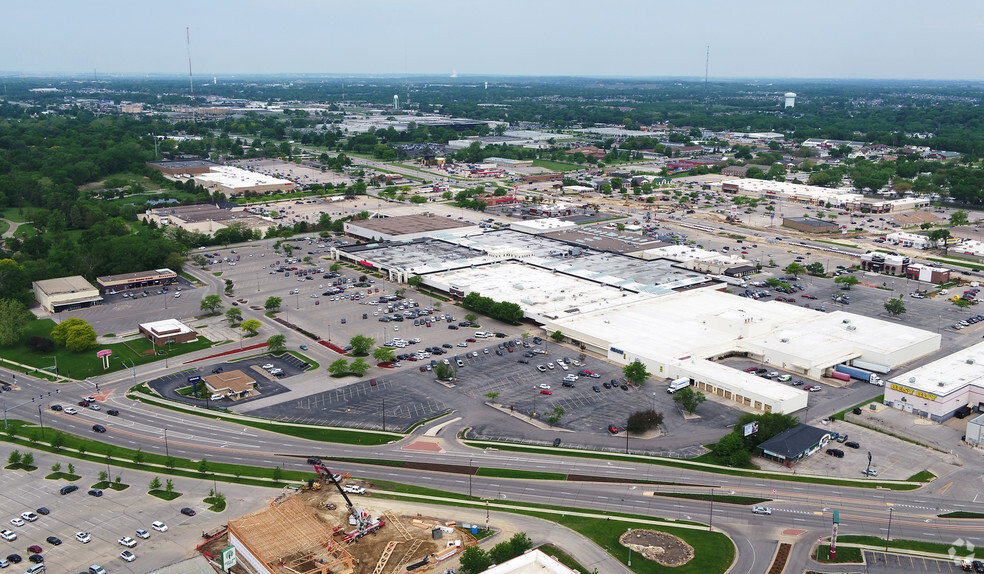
[618,529,694,567]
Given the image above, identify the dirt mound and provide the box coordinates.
[619,529,694,567]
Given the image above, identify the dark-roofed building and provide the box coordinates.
[783,217,840,234]
[543,226,668,255]
[757,424,832,465]
[146,159,217,176]
[97,269,177,294]
[343,213,481,242]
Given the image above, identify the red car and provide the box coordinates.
[78,400,90,407]
[608,424,619,434]
[27,545,42,554]
[801,294,818,300]
[539,390,552,395]
[466,338,476,343]
[744,367,758,373]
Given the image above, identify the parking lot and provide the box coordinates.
[864,551,967,573]
[147,354,302,407]
[0,446,267,573]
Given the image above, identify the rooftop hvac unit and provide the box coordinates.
[909,377,916,384]
[846,325,856,331]
[780,338,789,343]
[842,319,851,323]
[968,359,976,364]
[938,382,946,387]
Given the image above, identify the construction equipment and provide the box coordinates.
[307,458,384,543]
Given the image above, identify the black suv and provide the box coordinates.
[826,448,845,458]
[844,441,860,449]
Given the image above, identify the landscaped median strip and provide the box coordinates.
[462,439,924,490]
[823,536,975,563]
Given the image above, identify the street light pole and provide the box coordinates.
[381,395,386,432]
[37,405,45,439]
[626,528,632,566]
[885,507,893,550]
[469,458,473,498]
[164,428,169,458]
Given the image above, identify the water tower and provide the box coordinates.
[784,92,797,109]
[393,94,400,111]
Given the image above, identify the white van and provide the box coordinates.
[26,564,46,574]
[174,292,181,298]
[209,394,224,401]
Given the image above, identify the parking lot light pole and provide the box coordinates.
[469,458,473,498]
[164,428,169,458]
[381,395,386,432]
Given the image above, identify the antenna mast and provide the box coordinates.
[187,26,197,135]
[704,45,710,106]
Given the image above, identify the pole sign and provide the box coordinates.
[188,375,202,393]
[220,545,237,571]
[830,510,839,559]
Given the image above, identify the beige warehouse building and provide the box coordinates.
[33,276,103,313]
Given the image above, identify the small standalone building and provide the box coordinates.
[783,217,840,234]
[97,269,177,294]
[204,370,258,400]
[138,319,198,346]
[756,424,832,465]
[480,549,578,574]
[33,276,103,313]
[966,414,984,447]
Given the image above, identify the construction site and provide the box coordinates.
[199,460,480,574]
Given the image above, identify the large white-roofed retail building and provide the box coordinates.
[884,340,984,421]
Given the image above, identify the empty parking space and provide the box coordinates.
[864,551,964,573]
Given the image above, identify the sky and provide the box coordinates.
[4,0,984,81]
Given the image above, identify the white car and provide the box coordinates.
[546,363,555,369]
[135,529,150,539]
[20,512,38,522]
[564,374,578,382]
[0,530,16,541]
[261,364,275,370]
[536,365,546,372]
[120,550,136,562]
[88,403,101,411]
[538,384,551,389]
[151,521,168,532]
[118,536,137,548]
[342,485,366,495]
[9,518,24,527]
[751,506,772,515]
[63,407,78,415]
[76,532,91,543]
[777,375,791,382]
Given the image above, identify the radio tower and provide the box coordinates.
[187,26,197,135]
[704,45,710,107]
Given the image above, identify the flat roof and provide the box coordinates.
[97,268,176,285]
[139,319,195,337]
[149,204,240,223]
[349,213,475,236]
[889,339,984,396]
[194,165,292,190]
[34,276,97,295]
[147,160,217,169]
[542,225,667,253]
[785,217,839,228]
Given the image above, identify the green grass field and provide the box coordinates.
[0,208,31,223]
[814,544,863,563]
[12,223,38,237]
[532,159,583,172]
[1,318,214,379]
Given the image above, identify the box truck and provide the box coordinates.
[667,377,691,393]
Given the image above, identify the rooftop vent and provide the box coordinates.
[968,359,976,364]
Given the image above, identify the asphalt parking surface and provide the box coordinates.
[864,551,966,573]
[147,354,298,407]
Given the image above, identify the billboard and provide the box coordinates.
[742,422,759,437]
[220,545,237,571]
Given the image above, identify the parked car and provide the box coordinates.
[608,424,619,434]
[75,532,91,543]
[826,448,844,458]
[180,507,196,516]
[844,441,860,449]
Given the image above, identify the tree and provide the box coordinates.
[434,362,456,381]
[272,466,283,482]
[407,276,423,288]
[198,458,210,475]
[67,463,75,475]
[622,360,651,385]
[21,452,33,467]
[806,262,826,276]
[149,476,162,490]
[51,462,61,473]
[464,313,478,324]
[350,358,370,376]
[372,347,396,363]
[950,210,970,227]
[484,392,500,405]
[834,275,859,290]
[264,296,283,311]
[673,387,706,414]
[884,298,906,317]
[224,279,235,296]
[225,307,243,325]
[200,294,224,315]
[240,319,261,337]
[266,334,287,353]
[164,478,175,495]
[459,546,493,574]
[50,317,97,352]
[7,450,21,466]
[349,335,374,356]
[0,299,31,346]
[784,262,806,277]
[550,330,565,342]
[508,532,533,556]
[929,228,952,254]
[547,407,565,427]
[328,359,350,377]
[50,433,65,450]
[98,470,108,482]
[710,432,752,467]
[626,409,664,433]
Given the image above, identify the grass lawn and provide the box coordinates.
[13,222,37,237]
[836,535,956,554]
[475,467,567,480]
[0,220,8,236]
[204,496,227,512]
[532,159,583,172]
[0,208,30,223]
[938,511,984,518]
[652,492,770,505]
[1,318,214,379]
[537,544,589,573]
[814,544,863,563]
[45,472,80,481]
[149,490,182,501]
[907,470,936,482]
